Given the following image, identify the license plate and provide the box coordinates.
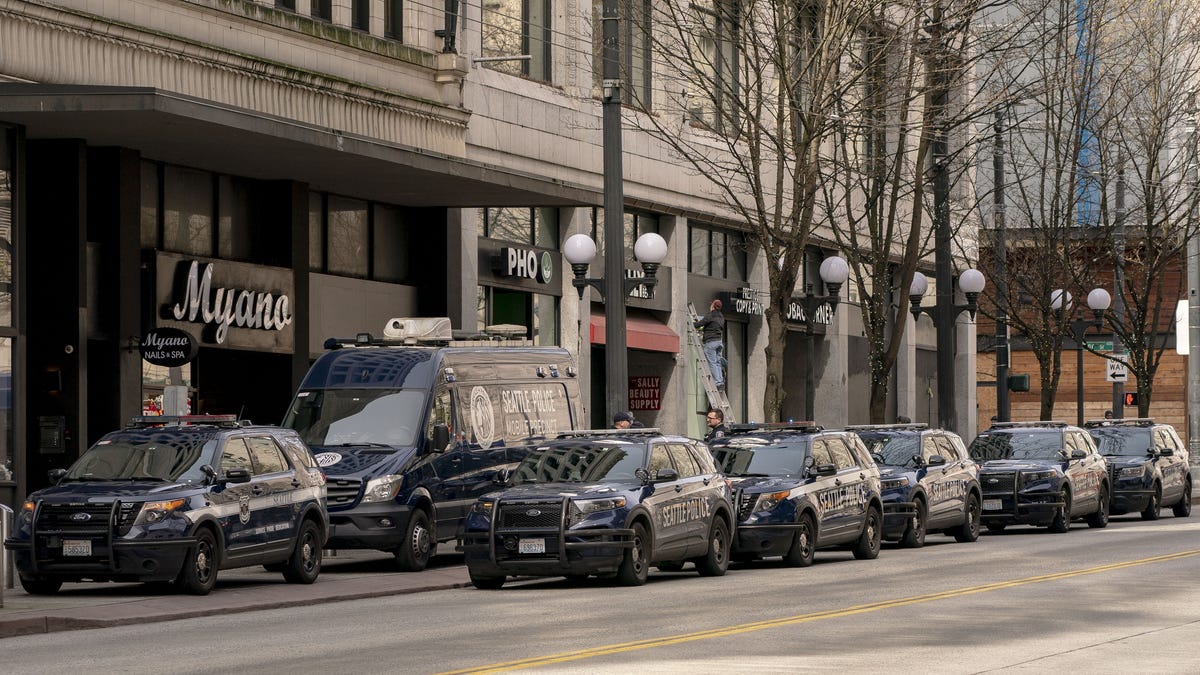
[518,538,546,554]
[983,499,1003,511]
[63,539,92,556]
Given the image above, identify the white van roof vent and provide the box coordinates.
[382,317,453,344]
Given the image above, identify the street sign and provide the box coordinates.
[1106,354,1128,383]
[1085,341,1113,351]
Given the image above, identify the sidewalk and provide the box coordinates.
[0,550,471,639]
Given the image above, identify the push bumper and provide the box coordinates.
[980,492,1063,527]
[732,522,806,558]
[882,501,918,540]
[6,536,192,583]
[462,527,634,578]
[1110,488,1155,514]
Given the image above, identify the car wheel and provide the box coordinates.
[178,528,219,595]
[1141,483,1162,521]
[900,498,927,548]
[19,575,63,596]
[1048,489,1072,533]
[954,493,982,543]
[783,513,817,567]
[394,509,434,572]
[616,521,650,586]
[1173,479,1192,518]
[985,522,1006,533]
[1087,485,1110,529]
[282,520,323,584]
[695,518,730,577]
[852,506,882,560]
[470,572,505,590]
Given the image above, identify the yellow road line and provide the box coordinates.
[437,548,1200,675]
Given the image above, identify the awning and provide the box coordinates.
[590,311,679,353]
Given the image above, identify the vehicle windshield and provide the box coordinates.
[65,435,217,482]
[1089,429,1152,456]
[969,431,1064,461]
[513,442,648,484]
[711,440,809,477]
[284,389,426,448]
[858,434,920,467]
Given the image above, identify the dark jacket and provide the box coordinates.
[695,310,725,344]
[704,424,729,443]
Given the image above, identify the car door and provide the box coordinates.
[667,443,710,557]
[1066,431,1104,511]
[808,438,844,542]
[643,442,691,560]
[1154,428,1185,504]
[245,435,299,551]
[214,437,258,554]
[825,436,868,543]
[919,434,952,526]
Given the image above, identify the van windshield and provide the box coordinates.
[284,389,426,448]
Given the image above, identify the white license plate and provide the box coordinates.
[63,539,92,556]
[983,499,1003,511]
[518,538,546,554]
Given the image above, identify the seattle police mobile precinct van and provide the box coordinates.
[282,317,583,571]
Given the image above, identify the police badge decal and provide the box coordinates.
[239,495,251,524]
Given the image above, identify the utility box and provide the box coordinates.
[1007,374,1031,392]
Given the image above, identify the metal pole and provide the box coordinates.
[1077,329,1085,427]
[601,0,627,422]
[994,109,1010,422]
[1188,98,1200,465]
[805,331,815,421]
[1112,161,1125,419]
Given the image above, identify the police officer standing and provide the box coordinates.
[704,409,729,443]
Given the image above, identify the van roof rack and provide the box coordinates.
[844,423,929,431]
[1083,418,1155,428]
[988,421,1067,429]
[728,422,823,433]
[554,428,663,438]
[127,415,247,429]
[324,317,535,349]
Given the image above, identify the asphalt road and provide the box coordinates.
[4,515,1199,674]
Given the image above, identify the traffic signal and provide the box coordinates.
[1124,392,1139,406]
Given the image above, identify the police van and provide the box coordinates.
[282,317,583,571]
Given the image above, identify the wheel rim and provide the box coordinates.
[195,538,213,584]
[301,530,318,574]
[631,532,646,574]
[912,505,925,540]
[712,526,727,565]
[867,511,879,549]
[411,521,431,559]
[799,522,813,559]
[968,497,980,536]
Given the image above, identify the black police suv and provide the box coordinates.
[849,424,982,547]
[968,421,1110,533]
[707,423,884,567]
[4,416,328,595]
[461,429,733,589]
[1084,418,1192,519]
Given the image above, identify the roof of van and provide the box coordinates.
[300,345,574,390]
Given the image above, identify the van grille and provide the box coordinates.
[325,478,363,507]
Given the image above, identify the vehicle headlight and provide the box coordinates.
[361,474,404,503]
[470,498,497,517]
[17,500,35,526]
[752,490,791,513]
[133,499,186,526]
[568,496,627,526]
[1021,470,1057,485]
[1118,466,1146,479]
[881,477,911,491]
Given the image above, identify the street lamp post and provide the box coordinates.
[1053,288,1111,427]
[563,232,669,422]
[796,256,850,421]
[908,268,986,432]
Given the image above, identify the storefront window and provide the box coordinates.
[478,287,559,345]
[308,192,325,271]
[218,176,253,261]
[0,336,11,481]
[327,195,369,278]
[483,207,533,245]
[163,165,215,257]
[140,160,159,249]
[0,140,11,326]
[141,362,193,416]
[373,204,410,283]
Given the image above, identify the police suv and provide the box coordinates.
[1084,418,1192,519]
[849,424,981,547]
[707,423,884,567]
[461,429,733,588]
[4,416,328,595]
[968,421,1110,532]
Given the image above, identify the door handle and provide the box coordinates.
[251,485,264,496]
[835,479,842,486]
[703,478,712,485]
[291,479,302,488]
[859,473,866,480]
[674,485,683,493]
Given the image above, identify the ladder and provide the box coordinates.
[687,302,734,424]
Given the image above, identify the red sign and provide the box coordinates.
[629,376,661,411]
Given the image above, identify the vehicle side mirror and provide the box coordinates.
[493,467,513,486]
[1070,449,1087,461]
[635,467,651,484]
[47,468,67,485]
[653,468,680,483]
[927,455,947,466]
[813,463,837,477]
[200,464,217,485]
[1159,448,1174,457]
[223,467,252,484]
[429,424,451,453]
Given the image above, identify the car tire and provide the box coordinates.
[19,575,63,596]
[1173,479,1192,518]
[694,518,730,577]
[1048,489,1072,533]
[954,493,982,543]
[470,573,505,590]
[900,498,927,548]
[177,528,219,595]
[783,513,817,567]
[985,522,1006,533]
[616,521,650,586]
[1087,485,1110,529]
[1141,483,1162,521]
[852,505,882,560]
[282,519,323,584]
[394,509,434,572]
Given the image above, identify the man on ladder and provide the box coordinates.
[694,298,726,391]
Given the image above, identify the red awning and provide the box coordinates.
[590,311,680,353]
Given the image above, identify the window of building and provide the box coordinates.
[592,0,652,108]
[326,195,369,278]
[276,0,296,11]
[0,338,11,482]
[590,209,659,262]
[311,0,332,21]
[0,131,14,328]
[373,204,411,283]
[140,161,159,249]
[690,0,740,132]
[163,165,214,257]
[385,0,403,39]
[480,207,559,247]
[477,286,559,346]
[351,0,370,31]
[310,193,419,284]
[308,192,325,271]
[481,0,552,82]
[217,175,253,262]
[688,223,747,281]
